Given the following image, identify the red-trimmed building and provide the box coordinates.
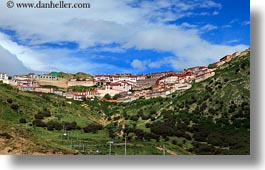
[105,81,133,92]
[65,91,88,101]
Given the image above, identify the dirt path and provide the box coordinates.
[155,146,178,155]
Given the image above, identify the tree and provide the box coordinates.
[41,110,51,117]
[113,94,121,100]
[64,121,78,130]
[208,63,217,69]
[7,98,13,104]
[10,104,19,111]
[46,121,63,131]
[32,119,46,127]
[130,115,139,121]
[103,93,112,100]
[19,118,27,124]
[34,113,44,120]
[83,124,103,133]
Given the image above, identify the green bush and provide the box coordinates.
[83,124,103,133]
[208,63,217,69]
[7,98,13,104]
[34,113,44,120]
[46,121,63,131]
[19,118,27,124]
[10,104,19,111]
[32,119,46,127]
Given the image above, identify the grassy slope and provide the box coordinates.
[57,72,92,79]
[0,119,75,155]
[109,52,250,155]
[0,84,106,155]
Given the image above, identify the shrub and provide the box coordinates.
[7,98,13,104]
[103,93,112,100]
[42,110,51,117]
[113,94,121,100]
[130,115,139,121]
[150,117,156,121]
[37,109,51,118]
[46,121,63,131]
[172,140,177,145]
[34,113,44,120]
[10,104,19,111]
[145,123,151,128]
[32,119,46,127]
[64,121,78,130]
[19,118,27,124]
[114,116,120,121]
[83,124,103,133]
[0,132,13,139]
[208,63,217,69]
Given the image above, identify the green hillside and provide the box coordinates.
[0,51,250,155]
[102,51,250,155]
[56,72,92,79]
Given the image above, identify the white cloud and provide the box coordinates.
[0,45,32,75]
[226,39,240,44]
[0,32,47,71]
[229,19,239,24]
[200,24,218,31]
[199,0,222,9]
[94,46,126,53]
[180,22,197,29]
[131,42,247,72]
[131,59,146,70]
[0,0,223,47]
[0,32,127,74]
[213,11,219,15]
[222,25,232,28]
[0,0,248,74]
[241,21,250,26]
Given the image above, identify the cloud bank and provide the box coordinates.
[0,0,249,74]
[0,45,31,75]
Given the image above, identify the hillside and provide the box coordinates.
[0,51,250,155]
[0,84,106,154]
[57,72,92,79]
[99,51,250,155]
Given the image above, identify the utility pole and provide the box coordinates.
[125,136,127,156]
[108,141,113,155]
[163,145,166,156]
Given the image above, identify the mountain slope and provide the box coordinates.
[108,51,250,155]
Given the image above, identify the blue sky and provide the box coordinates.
[0,0,249,75]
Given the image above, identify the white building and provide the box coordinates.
[0,73,8,83]
[94,75,111,82]
[112,76,137,83]
[0,73,8,80]
[32,74,59,81]
[0,73,9,84]
[106,81,133,92]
